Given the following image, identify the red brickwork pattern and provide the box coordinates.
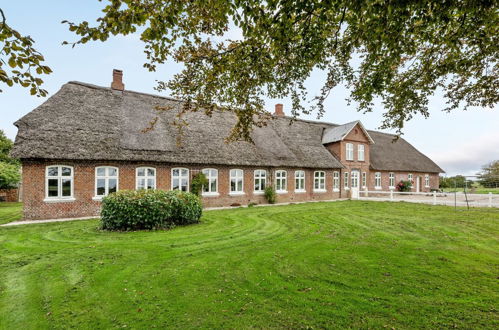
[0,188,19,202]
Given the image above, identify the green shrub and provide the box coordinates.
[190,172,208,196]
[396,180,412,192]
[101,190,202,231]
[264,186,276,204]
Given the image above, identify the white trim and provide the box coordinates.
[294,170,306,192]
[313,171,326,192]
[333,171,340,191]
[45,165,74,201]
[229,169,244,194]
[201,168,218,195]
[171,167,189,191]
[374,172,382,189]
[358,144,365,161]
[424,174,430,188]
[389,172,395,188]
[136,167,156,190]
[254,169,267,193]
[295,189,306,193]
[346,143,354,161]
[361,172,367,188]
[95,166,119,197]
[275,170,287,193]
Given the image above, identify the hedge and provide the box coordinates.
[100,190,202,231]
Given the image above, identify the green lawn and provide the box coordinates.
[442,187,499,194]
[0,201,498,329]
[0,202,22,225]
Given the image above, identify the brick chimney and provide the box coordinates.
[274,103,284,117]
[111,69,124,91]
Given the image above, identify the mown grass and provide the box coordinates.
[0,202,22,225]
[442,187,499,194]
[0,201,498,329]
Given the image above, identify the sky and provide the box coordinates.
[1,1,498,176]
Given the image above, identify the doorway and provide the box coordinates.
[351,170,360,198]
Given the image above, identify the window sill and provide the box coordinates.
[276,190,288,194]
[375,187,382,190]
[389,186,395,190]
[295,190,306,194]
[253,191,264,195]
[333,189,339,192]
[313,189,327,193]
[44,197,75,203]
[92,196,104,201]
[229,192,245,196]
[202,192,220,197]
[344,188,350,190]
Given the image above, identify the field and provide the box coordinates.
[0,202,22,225]
[0,201,498,328]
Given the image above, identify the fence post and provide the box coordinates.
[489,192,492,208]
[365,187,369,197]
[433,191,437,205]
[390,189,393,201]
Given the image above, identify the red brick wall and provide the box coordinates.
[21,160,341,220]
[0,188,19,202]
[365,171,439,192]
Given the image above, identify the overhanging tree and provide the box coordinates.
[63,0,498,141]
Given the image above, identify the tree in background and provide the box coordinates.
[477,161,499,188]
[0,129,20,189]
[62,0,498,141]
[439,175,474,189]
[0,8,52,97]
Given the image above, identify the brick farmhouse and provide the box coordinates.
[11,70,444,220]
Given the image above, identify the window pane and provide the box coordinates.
[181,169,188,176]
[147,168,155,176]
[147,179,155,189]
[62,167,72,176]
[108,168,117,176]
[96,179,106,196]
[97,167,106,176]
[108,179,117,194]
[62,179,72,196]
[137,168,145,176]
[137,178,145,190]
[181,178,188,191]
[237,180,243,192]
[230,179,236,192]
[47,167,58,176]
[172,178,179,190]
[48,179,59,197]
[172,169,179,177]
[210,179,217,192]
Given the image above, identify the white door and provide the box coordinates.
[351,170,360,199]
[416,177,420,193]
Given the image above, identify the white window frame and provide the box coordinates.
[294,170,306,193]
[229,169,244,195]
[94,166,119,200]
[375,172,382,190]
[333,171,340,192]
[425,174,430,188]
[344,172,349,190]
[314,171,326,192]
[45,165,75,202]
[346,143,354,161]
[136,167,156,190]
[171,168,189,191]
[389,172,395,189]
[408,173,413,182]
[202,168,219,196]
[362,172,367,188]
[358,144,365,161]
[254,169,267,194]
[275,170,287,193]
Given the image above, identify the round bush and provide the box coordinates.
[100,190,202,231]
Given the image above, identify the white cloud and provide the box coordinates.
[428,131,499,176]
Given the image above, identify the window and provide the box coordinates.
[95,166,118,198]
[295,170,305,192]
[46,165,74,200]
[136,167,156,190]
[254,170,267,193]
[172,168,189,191]
[202,168,218,195]
[230,169,244,194]
[346,143,354,161]
[408,173,413,182]
[362,172,367,188]
[375,172,381,189]
[358,144,365,161]
[333,171,340,191]
[344,172,349,189]
[314,171,326,191]
[425,174,430,188]
[275,170,287,193]
[389,172,395,188]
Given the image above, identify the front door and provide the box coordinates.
[351,170,360,199]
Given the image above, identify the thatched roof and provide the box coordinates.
[11,81,443,173]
